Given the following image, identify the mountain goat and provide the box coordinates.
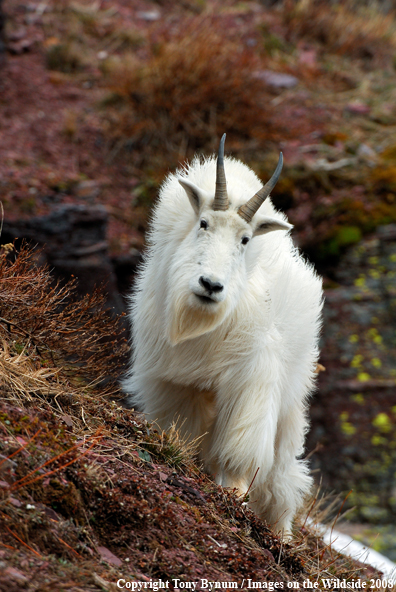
[123,135,323,534]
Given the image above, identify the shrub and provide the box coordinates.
[100,16,274,159]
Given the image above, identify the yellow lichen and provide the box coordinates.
[358,372,371,382]
[372,412,392,433]
[351,354,364,368]
[354,276,366,288]
[340,411,357,436]
[371,358,382,369]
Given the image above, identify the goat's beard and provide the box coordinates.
[166,291,228,345]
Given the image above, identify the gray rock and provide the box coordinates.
[253,70,299,89]
[2,204,125,315]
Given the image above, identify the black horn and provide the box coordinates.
[238,152,283,223]
[212,133,229,211]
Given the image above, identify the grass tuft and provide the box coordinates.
[283,0,396,68]
[0,243,128,388]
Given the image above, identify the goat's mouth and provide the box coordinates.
[194,293,217,305]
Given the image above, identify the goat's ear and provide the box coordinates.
[178,178,206,215]
[253,218,293,237]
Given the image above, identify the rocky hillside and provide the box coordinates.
[1,0,396,580]
[0,244,382,591]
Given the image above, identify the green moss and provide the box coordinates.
[311,191,396,266]
[354,275,366,288]
[320,225,363,258]
[336,225,363,247]
[371,434,386,446]
[366,328,383,345]
[260,24,290,56]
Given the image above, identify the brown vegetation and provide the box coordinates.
[282,0,396,68]
[3,0,396,261]
[2,0,396,583]
[0,242,381,590]
[0,243,128,386]
[100,16,274,161]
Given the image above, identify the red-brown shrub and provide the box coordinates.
[101,16,274,158]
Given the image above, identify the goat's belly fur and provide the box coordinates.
[122,155,323,535]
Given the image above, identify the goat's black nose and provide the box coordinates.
[199,276,224,293]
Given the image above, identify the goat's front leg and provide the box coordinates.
[253,400,312,534]
[207,378,280,513]
[206,377,310,535]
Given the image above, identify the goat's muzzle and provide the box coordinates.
[199,276,224,294]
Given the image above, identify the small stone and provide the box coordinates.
[136,10,160,21]
[97,545,123,567]
[357,143,377,160]
[299,48,317,67]
[61,414,74,428]
[253,70,299,89]
[345,101,371,115]
[0,454,17,473]
[73,180,100,199]
[7,39,35,54]
[3,567,28,582]
[44,506,60,521]
[263,548,275,562]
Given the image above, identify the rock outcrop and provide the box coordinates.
[2,204,140,316]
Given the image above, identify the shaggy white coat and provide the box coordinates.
[123,154,323,534]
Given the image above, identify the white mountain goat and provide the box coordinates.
[123,135,323,534]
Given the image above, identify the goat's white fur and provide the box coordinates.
[123,151,323,534]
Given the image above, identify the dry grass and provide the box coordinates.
[0,243,202,471]
[0,340,64,401]
[0,242,128,386]
[291,488,376,584]
[0,243,203,481]
[100,16,274,162]
[154,418,205,469]
[283,0,396,68]
[43,1,145,74]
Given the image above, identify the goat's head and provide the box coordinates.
[167,134,292,345]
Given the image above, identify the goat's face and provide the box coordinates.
[165,136,291,345]
[188,208,252,309]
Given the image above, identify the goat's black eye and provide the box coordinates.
[241,236,250,245]
[200,219,208,230]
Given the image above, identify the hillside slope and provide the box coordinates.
[0,245,382,590]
